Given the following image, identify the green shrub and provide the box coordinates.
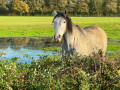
[0,54,120,89]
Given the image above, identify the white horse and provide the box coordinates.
[53,11,107,57]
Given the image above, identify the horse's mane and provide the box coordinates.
[76,25,81,30]
[75,25,84,34]
[53,13,73,33]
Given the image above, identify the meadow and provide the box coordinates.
[0,16,120,89]
[0,16,120,39]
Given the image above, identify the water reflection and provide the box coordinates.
[0,37,60,64]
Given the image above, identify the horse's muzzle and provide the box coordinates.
[54,34,61,42]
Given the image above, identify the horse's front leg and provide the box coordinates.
[62,43,74,59]
[62,43,66,59]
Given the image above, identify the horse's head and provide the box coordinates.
[53,11,67,42]
[53,11,73,42]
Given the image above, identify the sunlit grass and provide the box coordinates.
[0,16,120,38]
[0,25,53,37]
[0,16,53,25]
[0,16,120,26]
[71,17,120,24]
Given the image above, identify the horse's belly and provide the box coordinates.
[77,38,103,56]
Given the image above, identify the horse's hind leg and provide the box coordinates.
[100,50,106,61]
[100,50,107,76]
[102,46,107,60]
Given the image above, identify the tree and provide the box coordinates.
[27,0,45,15]
[89,0,103,16]
[117,0,120,16]
[59,0,68,11]
[103,0,117,16]
[75,1,89,16]
[0,0,9,15]
[69,0,77,14]
[49,0,62,12]
[0,0,119,16]
[12,0,29,15]
[74,0,89,15]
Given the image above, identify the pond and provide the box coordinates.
[0,37,117,64]
[0,37,61,64]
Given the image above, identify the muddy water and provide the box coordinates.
[0,37,61,64]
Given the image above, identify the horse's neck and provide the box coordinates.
[63,26,84,47]
[63,31,74,48]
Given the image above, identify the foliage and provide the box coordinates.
[0,0,120,16]
[0,0,9,15]
[75,1,89,15]
[104,0,118,15]
[117,0,120,16]
[11,0,29,15]
[49,0,63,12]
[89,0,103,16]
[26,0,45,15]
[0,53,120,89]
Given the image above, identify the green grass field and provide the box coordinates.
[0,16,120,52]
[0,16,120,38]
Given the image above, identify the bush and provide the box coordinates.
[0,53,120,89]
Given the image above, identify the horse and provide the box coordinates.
[53,11,107,57]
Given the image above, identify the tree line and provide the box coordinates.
[0,0,120,16]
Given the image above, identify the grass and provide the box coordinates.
[0,25,53,37]
[0,16,120,38]
[0,16,120,26]
[41,46,61,52]
[0,52,6,55]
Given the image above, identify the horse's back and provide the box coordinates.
[82,26,107,56]
[83,26,107,38]
[84,26,104,34]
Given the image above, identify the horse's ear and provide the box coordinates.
[64,9,67,16]
[54,11,57,16]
